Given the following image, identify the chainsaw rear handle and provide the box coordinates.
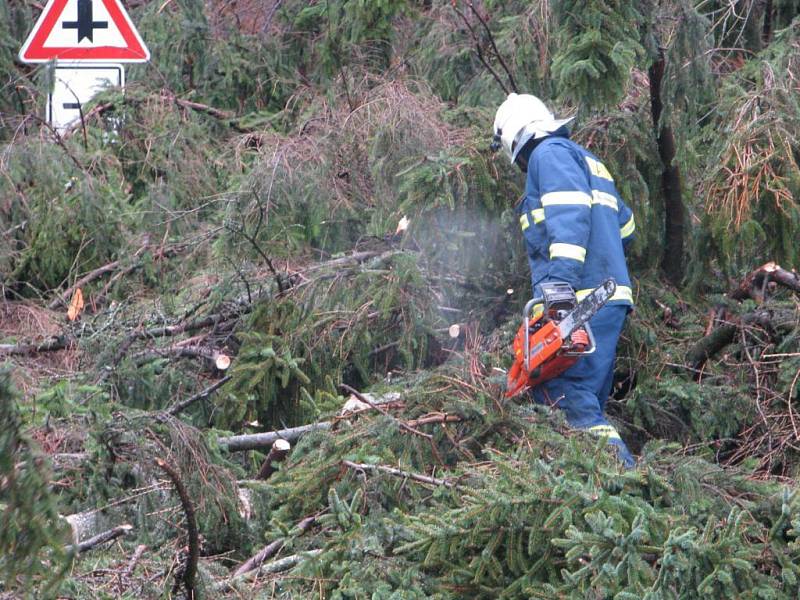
[522,296,597,366]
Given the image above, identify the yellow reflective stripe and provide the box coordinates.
[541,191,592,207]
[576,285,633,304]
[549,243,586,262]
[520,214,530,231]
[591,190,618,210]
[620,215,635,238]
[531,208,545,224]
[588,425,622,440]
[585,156,614,181]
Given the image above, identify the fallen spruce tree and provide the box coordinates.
[7,334,800,598]
[3,248,800,597]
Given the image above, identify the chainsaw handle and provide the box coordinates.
[522,297,598,362]
[522,296,544,367]
[562,322,597,356]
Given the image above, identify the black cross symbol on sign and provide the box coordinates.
[63,0,108,43]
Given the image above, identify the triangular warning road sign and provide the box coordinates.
[19,0,150,63]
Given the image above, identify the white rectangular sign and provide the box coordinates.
[47,63,123,132]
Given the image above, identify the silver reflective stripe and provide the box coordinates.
[550,243,586,262]
[591,190,618,210]
[541,191,592,207]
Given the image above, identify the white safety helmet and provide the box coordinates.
[492,93,575,164]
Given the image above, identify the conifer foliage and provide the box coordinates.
[0,0,800,597]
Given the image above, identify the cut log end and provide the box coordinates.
[257,439,292,480]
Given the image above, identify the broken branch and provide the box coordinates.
[0,336,71,357]
[165,376,232,416]
[452,3,511,95]
[256,439,291,480]
[219,391,407,451]
[124,544,147,577]
[405,413,463,428]
[342,460,454,488]
[233,514,316,577]
[685,310,773,374]
[730,262,800,303]
[215,549,322,592]
[66,524,133,555]
[466,1,517,93]
[219,422,332,452]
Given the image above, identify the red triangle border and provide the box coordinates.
[20,0,149,63]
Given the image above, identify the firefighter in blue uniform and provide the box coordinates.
[493,93,636,467]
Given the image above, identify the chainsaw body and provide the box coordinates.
[506,281,605,398]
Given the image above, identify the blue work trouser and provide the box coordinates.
[531,304,633,464]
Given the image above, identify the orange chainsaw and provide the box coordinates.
[505,279,617,398]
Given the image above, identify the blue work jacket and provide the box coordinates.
[516,135,635,306]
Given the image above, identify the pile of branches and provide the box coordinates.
[622,262,800,476]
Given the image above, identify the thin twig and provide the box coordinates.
[224,221,285,293]
[451,3,510,95]
[466,1,517,92]
[166,376,232,416]
[124,544,147,577]
[404,413,463,428]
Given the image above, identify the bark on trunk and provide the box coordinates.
[66,524,133,555]
[649,49,685,285]
[233,514,316,577]
[219,422,332,452]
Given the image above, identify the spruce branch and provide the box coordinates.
[154,458,199,600]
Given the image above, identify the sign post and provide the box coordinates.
[19,0,149,131]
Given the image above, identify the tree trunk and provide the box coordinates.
[649,49,685,286]
[762,0,773,45]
